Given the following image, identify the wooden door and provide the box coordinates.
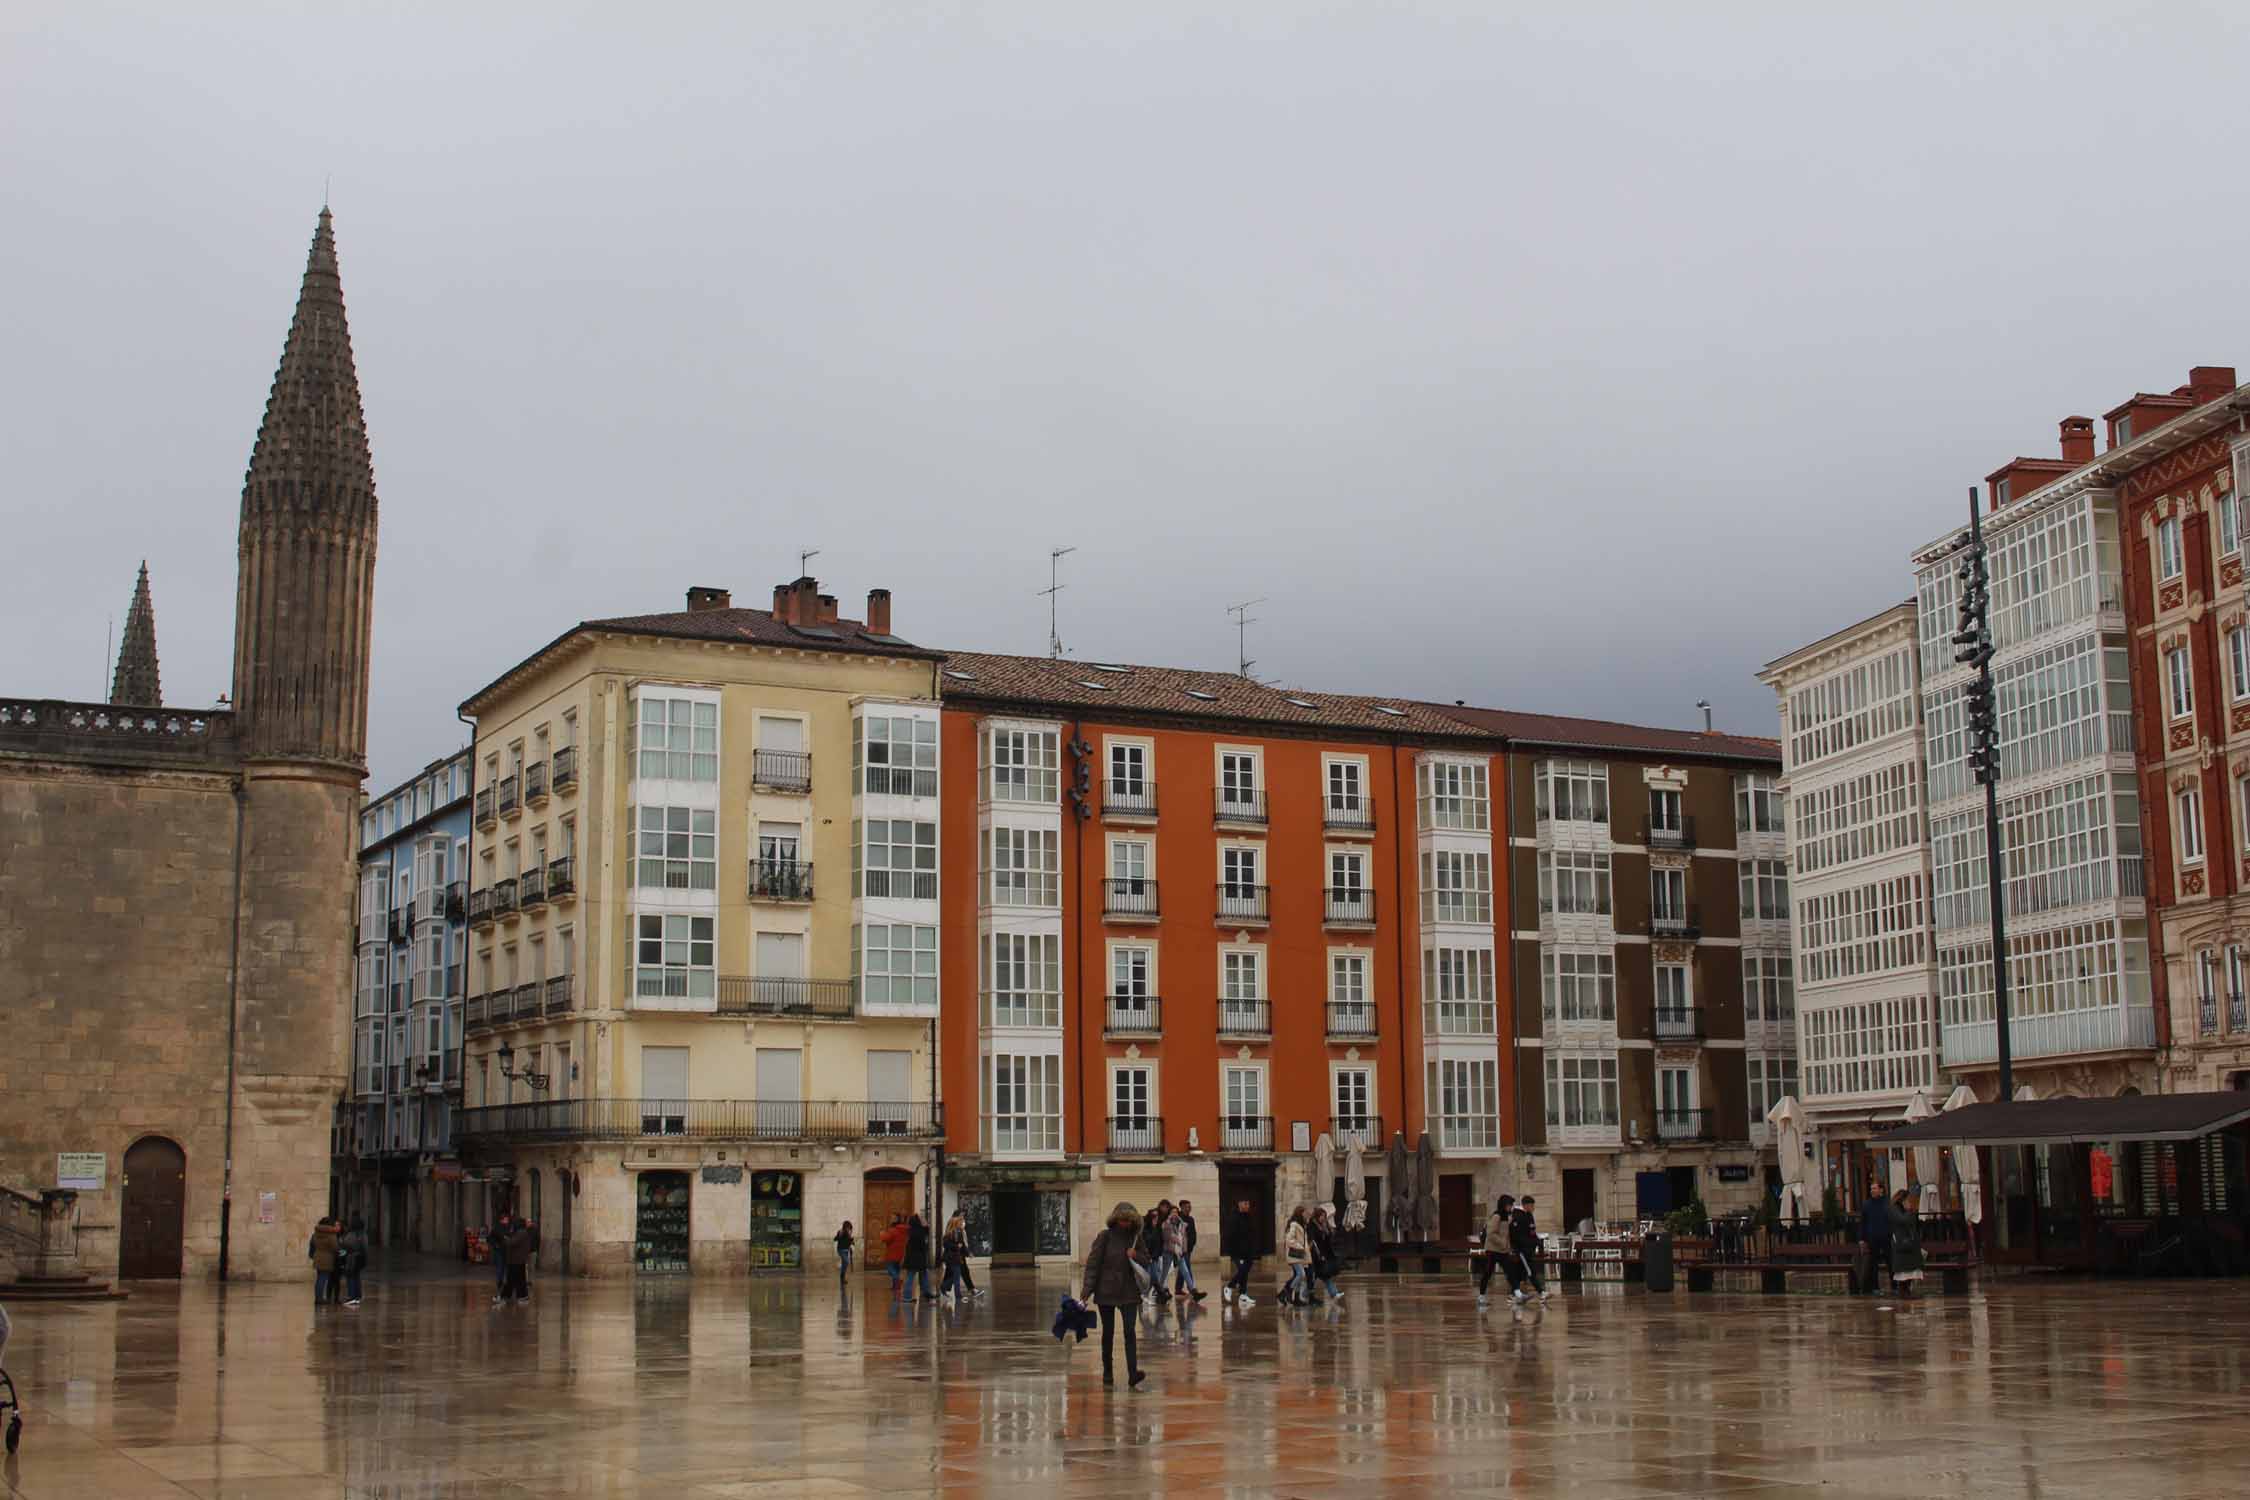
[862,1171,915,1264]
[120,1137,186,1279]
[1562,1168,1597,1231]
[1438,1174,1473,1241]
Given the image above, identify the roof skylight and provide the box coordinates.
[1373,705,1408,717]
[1185,689,1218,701]
[943,669,977,681]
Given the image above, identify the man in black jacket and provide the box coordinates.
[1509,1197,1549,1303]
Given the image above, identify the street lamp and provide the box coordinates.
[495,1044,550,1092]
[1951,487,2014,1101]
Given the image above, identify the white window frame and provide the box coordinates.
[1220,842,1262,896]
[1106,737,1152,799]
[2180,785,2206,866]
[1217,746,1262,812]
[631,805,717,892]
[634,913,715,1002]
[857,921,940,1013]
[631,692,719,783]
[981,931,1061,1029]
[858,818,939,901]
[2158,513,2183,581]
[1332,1065,1375,1132]
[1531,758,1604,825]
[1323,754,1369,815]
[982,825,1061,907]
[2169,645,2194,720]
[986,724,1060,804]
[1221,1063,1268,1143]
[1424,944,1497,1035]
[1422,757,1494,831]
[1110,1062,1156,1127]
[987,1051,1063,1156]
[2232,626,2249,701]
[857,712,940,799]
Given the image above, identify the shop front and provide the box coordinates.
[635,1170,692,1273]
[750,1170,804,1268]
[946,1161,1088,1266]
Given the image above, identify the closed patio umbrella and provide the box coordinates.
[1343,1140,1367,1232]
[1902,1091,1942,1212]
[1768,1094,1809,1223]
[1942,1083,1983,1225]
[1414,1132,1438,1242]
[1313,1131,1335,1222]
[1386,1131,1411,1240]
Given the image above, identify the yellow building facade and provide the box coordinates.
[457,579,945,1276]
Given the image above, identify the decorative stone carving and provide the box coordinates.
[2184,869,2207,897]
[2162,581,2188,612]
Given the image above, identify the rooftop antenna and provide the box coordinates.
[798,547,821,579]
[1695,699,1713,733]
[1229,597,1267,679]
[1042,546,1076,659]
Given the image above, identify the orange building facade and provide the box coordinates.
[934,654,1514,1263]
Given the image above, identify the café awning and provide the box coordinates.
[1883,1092,2250,1147]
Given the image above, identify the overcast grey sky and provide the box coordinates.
[6,3,2247,789]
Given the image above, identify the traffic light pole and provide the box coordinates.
[1957,488,2014,1101]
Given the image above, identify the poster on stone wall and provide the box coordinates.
[1038,1190,1071,1255]
[959,1190,993,1257]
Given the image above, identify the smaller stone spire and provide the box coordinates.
[109,561,162,707]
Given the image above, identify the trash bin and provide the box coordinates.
[1644,1229,1675,1293]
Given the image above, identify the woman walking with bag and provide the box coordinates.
[1080,1203,1148,1388]
[1887,1190,1926,1299]
[1280,1207,1312,1307]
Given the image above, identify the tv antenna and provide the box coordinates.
[798,547,821,579]
[1042,547,1076,659]
[1695,699,1713,733]
[1228,597,1267,679]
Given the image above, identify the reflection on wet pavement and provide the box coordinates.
[6,1261,2250,1497]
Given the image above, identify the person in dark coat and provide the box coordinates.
[489,1213,512,1305]
[1509,1197,1548,1302]
[1173,1200,1204,1299]
[308,1216,340,1307]
[1887,1190,1925,1298]
[1081,1202,1147,1387]
[503,1219,536,1304]
[902,1212,934,1302]
[1138,1201,1173,1302]
[340,1215,370,1308]
[1220,1197,1258,1306]
[1859,1188,1893,1295]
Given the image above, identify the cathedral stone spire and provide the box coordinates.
[231,207,379,768]
[109,561,162,707]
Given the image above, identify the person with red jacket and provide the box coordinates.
[879,1214,909,1293]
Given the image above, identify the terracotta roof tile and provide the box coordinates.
[580,604,939,658]
[1435,703,1780,764]
[936,652,1481,737]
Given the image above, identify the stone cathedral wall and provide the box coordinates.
[0,755,240,1282]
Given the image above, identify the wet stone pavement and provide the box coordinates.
[4,1259,2250,1498]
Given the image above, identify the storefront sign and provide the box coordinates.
[701,1165,745,1185]
[1716,1164,1752,1184]
[946,1162,1092,1186]
[432,1161,464,1183]
[57,1152,105,1190]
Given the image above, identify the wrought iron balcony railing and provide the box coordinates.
[497,775,520,817]
[457,1098,943,1144]
[1650,905,1701,940]
[1328,1113,1383,1150]
[492,878,519,918]
[551,744,578,792]
[518,866,547,908]
[1214,787,1268,826]
[1104,781,1158,819]
[1104,877,1158,918]
[1105,995,1162,1034]
[753,748,812,793]
[1324,887,1375,925]
[1219,1115,1274,1152]
[714,975,856,1020]
[545,855,575,900]
[749,859,814,902]
[1217,884,1269,923]
[474,787,495,826]
[1656,1108,1713,1142]
[1107,1116,1164,1156]
[1642,815,1695,850]
[524,760,549,804]
[1654,1006,1706,1041]
[1218,1000,1271,1038]
[1325,1001,1377,1039]
[544,974,574,1017]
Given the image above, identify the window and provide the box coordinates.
[989,1054,1062,1154]
[1329,848,1366,893]
[1651,867,1687,922]
[1540,950,1615,1024]
[2180,786,2206,865]
[1747,1056,1799,1120]
[2234,629,2250,701]
[1111,945,1153,1001]
[1223,1066,1265,1129]
[1423,758,1494,830]
[1113,1066,1152,1126]
[2221,492,2241,558]
[856,714,938,798]
[1655,964,1689,1019]
[982,826,1060,906]
[2169,646,2194,719]
[1744,952,1795,1022]
[632,806,717,891]
[1736,774,1783,834]
[1326,758,1365,814]
[1335,1068,1372,1129]
[1425,946,1497,1034]
[1108,742,1148,799]
[1739,858,1789,921]
[2200,950,2220,1033]
[981,932,1060,1027]
[1330,952,1371,1029]
[858,818,938,900]
[859,922,939,1011]
[1219,750,1260,810]
[1427,1058,1498,1149]
[1544,1054,1619,1129]
[633,695,717,782]
[1422,849,1493,922]
[1658,1067,1693,1118]
[1221,950,1264,1023]
[2158,514,2183,581]
[635,914,714,1000]
[1530,759,1604,824]
[1535,848,1611,917]
[987,725,1059,804]
[1111,841,1152,886]
[1222,845,1262,896]
[1649,787,1682,835]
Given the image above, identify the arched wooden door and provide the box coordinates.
[120,1136,187,1279]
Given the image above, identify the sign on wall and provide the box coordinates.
[1716,1164,1753,1184]
[57,1152,105,1190]
[257,1191,278,1224]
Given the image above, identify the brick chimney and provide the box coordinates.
[817,593,839,624]
[866,588,893,636]
[2059,417,2095,465]
[685,585,731,613]
[2186,366,2238,406]
[768,575,822,625]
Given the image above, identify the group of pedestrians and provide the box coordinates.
[1472,1194,1550,1307]
[847,1212,987,1304]
[306,1214,370,1308]
[487,1213,537,1305]
[1278,1205,1346,1306]
[1858,1187,1926,1298]
[1135,1200,1207,1305]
